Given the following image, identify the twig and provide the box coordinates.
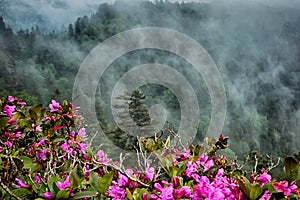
[0,177,22,200]
[89,131,99,146]
[93,159,150,187]
[266,155,280,172]
[253,155,258,174]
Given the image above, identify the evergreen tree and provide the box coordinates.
[68,24,74,37]
[107,89,155,150]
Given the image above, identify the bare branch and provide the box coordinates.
[0,177,22,200]
[253,155,258,174]
[92,159,150,187]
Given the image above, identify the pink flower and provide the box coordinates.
[174,186,192,199]
[273,181,298,196]
[35,175,42,184]
[8,118,16,124]
[4,105,16,117]
[96,150,109,164]
[6,140,12,148]
[144,165,155,181]
[36,149,47,160]
[117,169,134,188]
[84,171,90,177]
[15,178,29,188]
[61,142,69,152]
[8,96,15,102]
[77,142,87,154]
[18,102,26,106]
[71,131,75,137]
[53,125,63,131]
[197,155,214,172]
[174,149,190,163]
[191,173,201,183]
[203,159,214,172]
[43,192,54,199]
[49,100,60,113]
[35,125,42,132]
[173,176,180,188]
[154,183,174,200]
[259,190,271,200]
[10,132,21,139]
[219,134,229,141]
[142,193,148,200]
[185,161,199,177]
[108,181,126,200]
[56,176,70,191]
[78,128,86,139]
[117,172,129,187]
[37,139,46,146]
[198,155,208,165]
[289,182,299,194]
[257,173,272,186]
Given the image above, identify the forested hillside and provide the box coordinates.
[0,0,300,161]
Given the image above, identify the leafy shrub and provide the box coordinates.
[0,96,299,199]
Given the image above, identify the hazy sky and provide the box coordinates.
[4,0,300,31]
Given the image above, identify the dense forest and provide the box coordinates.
[0,0,300,163]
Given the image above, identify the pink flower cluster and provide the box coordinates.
[193,168,241,199]
[1,97,298,200]
[1,96,26,149]
[256,171,272,186]
[272,181,299,196]
[149,180,192,200]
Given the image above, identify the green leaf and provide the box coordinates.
[47,176,62,197]
[11,188,31,198]
[31,104,45,120]
[12,156,24,170]
[29,109,38,121]
[284,157,299,181]
[231,169,244,177]
[89,171,99,191]
[73,191,98,199]
[70,164,84,189]
[86,148,94,158]
[132,188,149,200]
[0,117,7,128]
[19,119,28,128]
[250,183,262,200]
[161,155,173,168]
[176,160,188,176]
[98,171,114,195]
[19,156,36,169]
[192,144,202,156]
[20,156,39,171]
[53,137,67,143]
[167,166,177,179]
[56,189,70,199]
[13,111,25,120]
[236,176,250,199]
[126,188,133,200]
[62,100,69,111]
[138,188,149,200]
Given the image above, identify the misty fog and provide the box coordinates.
[0,0,299,161]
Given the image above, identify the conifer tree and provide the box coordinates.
[107,89,155,150]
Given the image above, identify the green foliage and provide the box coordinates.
[0,97,299,199]
[284,157,300,185]
[0,0,299,161]
[98,171,114,195]
[70,164,85,189]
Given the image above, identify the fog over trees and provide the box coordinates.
[0,0,300,163]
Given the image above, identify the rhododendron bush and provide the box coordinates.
[0,96,299,200]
